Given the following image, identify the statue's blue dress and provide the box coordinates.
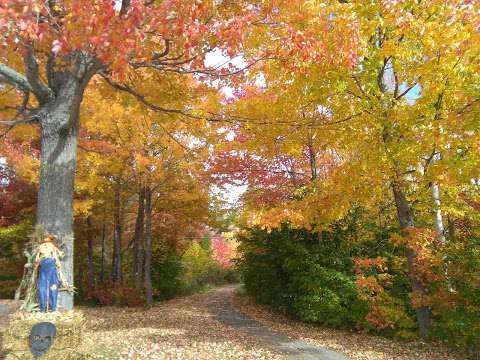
[38,258,60,312]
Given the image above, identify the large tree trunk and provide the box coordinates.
[392,181,431,338]
[112,182,123,283]
[144,186,153,305]
[133,186,145,291]
[36,74,88,311]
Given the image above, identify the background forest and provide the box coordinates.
[0,0,479,358]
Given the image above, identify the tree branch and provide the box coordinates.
[100,73,206,120]
[395,82,418,100]
[130,56,268,78]
[457,97,480,114]
[78,143,111,154]
[0,108,40,126]
[0,64,32,93]
[24,45,55,104]
[119,0,131,16]
[0,113,39,137]
[377,56,391,93]
[352,75,372,100]
[152,39,171,60]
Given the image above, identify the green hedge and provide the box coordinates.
[238,222,480,357]
[238,225,368,328]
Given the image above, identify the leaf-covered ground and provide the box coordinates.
[80,290,283,360]
[0,294,281,360]
[1,288,467,360]
[232,289,465,360]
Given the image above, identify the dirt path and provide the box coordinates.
[233,288,465,360]
[80,288,285,359]
[208,285,350,360]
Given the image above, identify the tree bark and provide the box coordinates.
[317,231,323,246]
[86,216,95,291]
[133,186,145,291]
[144,186,153,305]
[307,143,317,181]
[112,181,123,283]
[100,222,106,284]
[391,181,431,338]
[431,182,446,243]
[447,215,455,241]
[36,73,89,311]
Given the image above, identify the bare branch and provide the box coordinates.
[129,55,197,70]
[395,82,418,100]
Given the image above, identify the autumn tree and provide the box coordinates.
[0,0,267,309]
[218,0,480,337]
[73,78,213,303]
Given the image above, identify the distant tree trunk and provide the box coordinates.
[133,186,145,291]
[431,182,446,243]
[447,215,455,241]
[307,143,317,181]
[100,222,106,284]
[392,181,431,338]
[112,182,123,283]
[307,136,323,245]
[317,231,323,246]
[377,51,431,337]
[86,216,95,291]
[144,186,153,305]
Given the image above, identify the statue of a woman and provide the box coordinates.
[34,234,68,312]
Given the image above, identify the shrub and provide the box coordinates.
[432,305,480,358]
[429,235,480,358]
[180,241,217,294]
[151,243,182,300]
[91,281,145,307]
[179,240,240,294]
[0,278,19,298]
[238,217,480,358]
[291,266,368,327]
[0,220,34,299]
[238,225,368,329]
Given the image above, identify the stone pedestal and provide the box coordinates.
[3,310,86,359]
